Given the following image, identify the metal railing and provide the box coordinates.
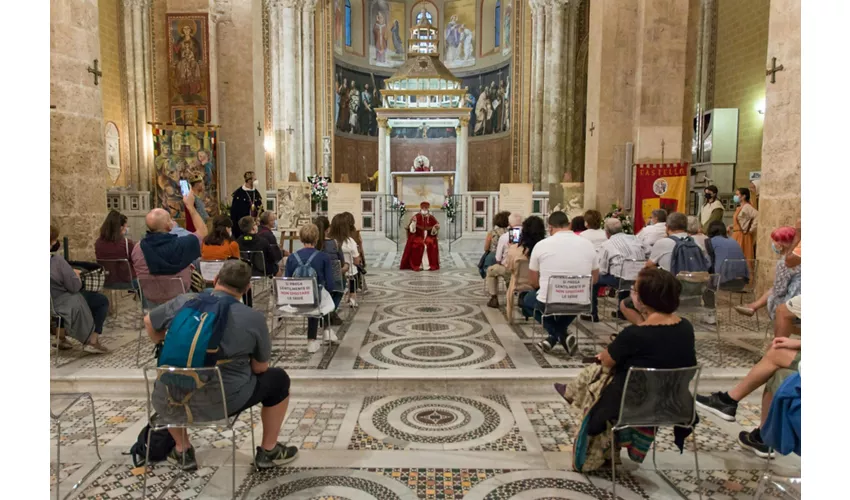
[446,194,464,251]
[383,194,403,251]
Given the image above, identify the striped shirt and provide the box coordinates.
[599,233,646,277]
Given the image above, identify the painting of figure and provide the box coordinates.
[369,0,405,67]
[168,15,210,122]
[444,0,476,68]
[335,65,387,137]
[463,63,511,136]
[152,127,218,219]
[502,0,512,56]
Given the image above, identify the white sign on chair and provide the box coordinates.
[274,278,318,306]
[199,261,225,282]
[548,276,591,305]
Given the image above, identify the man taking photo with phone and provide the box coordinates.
[184,176,209,233]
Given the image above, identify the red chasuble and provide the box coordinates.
[400,212,440,271]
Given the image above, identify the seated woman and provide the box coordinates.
[50,225,110,353]
[508,215,546,282]
[201,215,241,261]
[315,216,348,325]
[556,268,697,471]
[95,210,138,289]
[570,215,587,235]
[284,224,334,354]
[705,220,749,291]
[480,211,510,279]
[734,226,800,338]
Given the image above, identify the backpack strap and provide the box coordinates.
[293,252,304,266]
[305,251,318,266]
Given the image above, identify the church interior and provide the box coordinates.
[48,0,804,498]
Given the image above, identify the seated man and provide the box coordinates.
[144,260,298,471]
[521,211,599,354]
[257,211,288,271]
[237,216,275,277]
[583,218,645,322]
[636,209,668,256]
[132,193,208,306]
[486,212,523,308]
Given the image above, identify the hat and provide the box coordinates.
[786,295,801,320]
[420,201,430,209]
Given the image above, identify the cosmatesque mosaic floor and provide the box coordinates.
[50,252,800,498]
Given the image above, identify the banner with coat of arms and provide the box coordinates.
[633,163,689,233]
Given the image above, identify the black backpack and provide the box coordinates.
[668,235,710,276]
[126,422,175,467]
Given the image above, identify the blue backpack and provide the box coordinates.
[292,251,318,279]
[668,235,710,276]
[158,291,238,368]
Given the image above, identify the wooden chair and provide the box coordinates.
[505,259,534,323]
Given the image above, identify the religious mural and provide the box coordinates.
[167,14,211,123]
[334,65,387,136]
[152,127,218,220]
[444,0,476,68]
[501,0,512,56]
[391,125,457,139]
[369,0,406,67]
[462,62,510,136]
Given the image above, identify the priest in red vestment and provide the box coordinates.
[400,201,440,271]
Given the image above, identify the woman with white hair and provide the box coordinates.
[686,215,708,253]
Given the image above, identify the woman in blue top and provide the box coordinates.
[284,224,334,353]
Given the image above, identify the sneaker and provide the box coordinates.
[579,314,600,323]
[702,312,717,325]
[536,339,553,352]
[560,333,578,355]
[696,392,737,421]
[53,338,73,351]
[487,296,500,309]
[348,298,358,308]
[323,328,339,344]
[83,342,109,354]
[734,306,756,317]
[255,443,299,469]
[329,312,343,326]
[167,446,198,471]
[307,340,321,353]
[738,429,775,459]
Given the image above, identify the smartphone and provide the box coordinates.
[179,179,191,196]
[581,356,601,365]
[509,227,521,244]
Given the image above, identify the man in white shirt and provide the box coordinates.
[636,209,668,256]
[583,218,645,322]
[521,211,599,354]
[647,211,689,271]
[487,213,523,308]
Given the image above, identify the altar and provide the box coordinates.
[392,171,455,207]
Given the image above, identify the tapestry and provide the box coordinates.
[152,126,218,220]
[167,14,211,124]
[633,163,689,233]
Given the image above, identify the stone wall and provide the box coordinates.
[754,0,800,293]
[713,0,770,189]
[98,0,130,188]
[51,0,108,260]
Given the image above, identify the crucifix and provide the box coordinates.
[286,125,294,135]
[257,122,263,137]
[87,59,103,85]
[766,56,784,84]
[589,122,595,137]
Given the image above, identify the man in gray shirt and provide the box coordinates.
[144,260,298,471]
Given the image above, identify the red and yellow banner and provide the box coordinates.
[633,163,689,233]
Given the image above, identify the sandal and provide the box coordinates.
[734,306,756,317]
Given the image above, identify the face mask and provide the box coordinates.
[733,195,740,204]
[51,241,61,253]
[771,242,782,254]
[704,193,712,200]
[421,210,427,215]
[123,227,130,236]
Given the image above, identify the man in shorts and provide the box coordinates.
[144,260,298,471]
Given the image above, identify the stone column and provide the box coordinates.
[385,127,393,193]
[282,0,299,178]
[377,117,388,193]
[529,0,545,189]
[457,118,470,193]
[123,0,154,191]
[563,0,578,180]
[755,0,800,289]
[301,0,317,178]
[268,0,283,182]
[543,0,567,186]
[51,0,107,259]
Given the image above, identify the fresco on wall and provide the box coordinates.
[444,0,476,68]
[369,0,406,67]
[152,126,218,219]
[167,14,210,123]
[502,0,512,56]
[335,65,387,136]
[391,125,458,139]
[462,63,510,136]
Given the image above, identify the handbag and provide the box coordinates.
[70,261,106,293]
[477,251,491,279]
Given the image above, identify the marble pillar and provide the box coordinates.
[377,117,388,193]
[563,0,578,180]
[268,0,283,182]
[529,0,545,190]
[282,0,298,178]
[457,118,470,193]
[543,0,566,186]
[755,0,800,291]
[301,0,316,178]
[51,0,108,259]
[385,128,392,193]
[123,0,153,191]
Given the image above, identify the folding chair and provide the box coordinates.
[96,258,137,320]
[329,259,346,321]
[505,260,533,324]
[533,274,594,354]
[610,259,646,330]
[51,297,67,368]
[716,258,760,332]
[676,272,721,361]
[269,277,326,353]
[241,251,270,307]
[51,392,102,500]
[611,366,703,500]
[142,366,255,500]
[136,277,186,367]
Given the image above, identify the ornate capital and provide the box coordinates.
[459,116,470,127]
[301,0,317,12]
[377,117,389,128]
[280,0,299,8]
[211,0,233,24]
[124,0,151,10]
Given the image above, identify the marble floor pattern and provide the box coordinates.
[50,252,800,498]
